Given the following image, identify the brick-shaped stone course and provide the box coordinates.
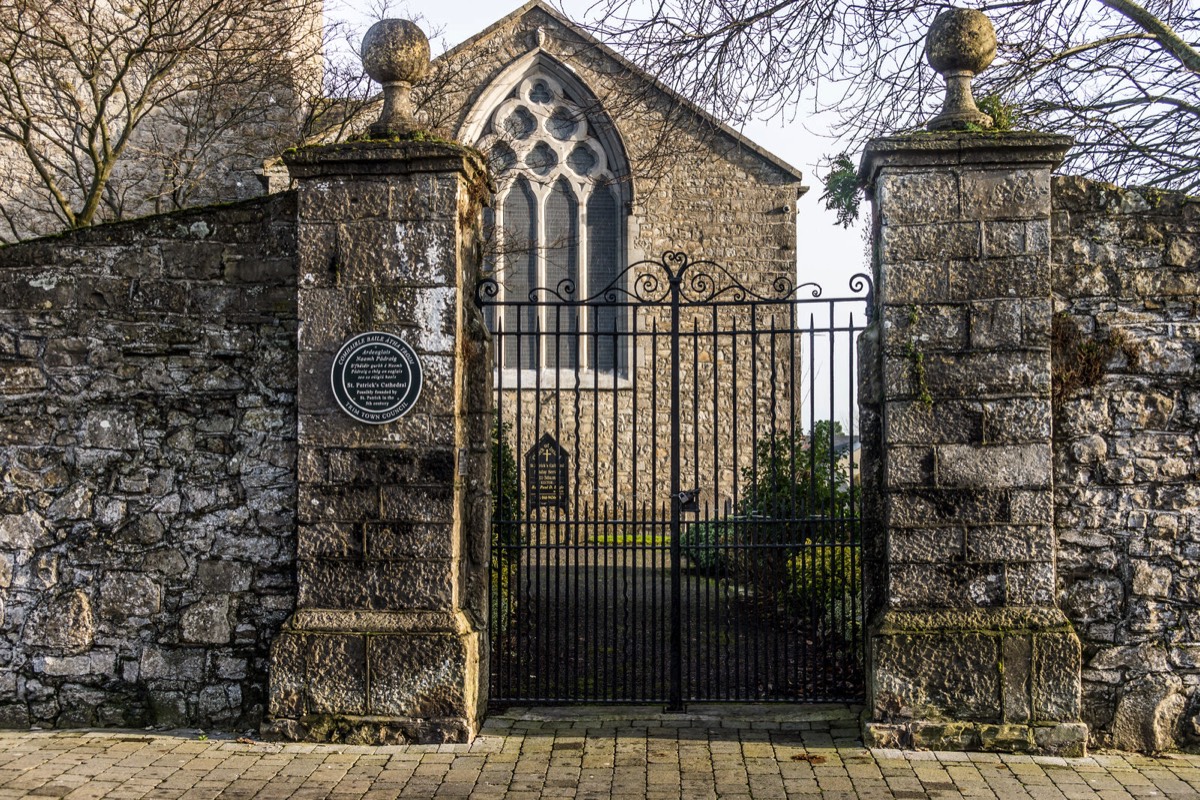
[265,140,490,745]
[859,133,1085,755]
[0,194,300,730]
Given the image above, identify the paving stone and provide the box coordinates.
[0,709,1198,798]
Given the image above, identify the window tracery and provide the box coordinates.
[477,71,628,380]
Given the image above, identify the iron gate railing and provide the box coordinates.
[478,252,872,707]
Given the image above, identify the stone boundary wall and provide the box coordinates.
[1051,175,1200,752]
[0,195,299,730]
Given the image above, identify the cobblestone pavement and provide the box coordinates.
[1,706,1199,799]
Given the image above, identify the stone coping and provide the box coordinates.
[283,139,486,180]
[858,132,1074,189]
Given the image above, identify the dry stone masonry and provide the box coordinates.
[0,195,299,730]
[1052,176,1200,753]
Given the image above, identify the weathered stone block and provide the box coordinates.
[299,411,432,449]
[297,223,338,286]
[878,171,960,225]
[883,446,935,486]
[97,573,161,620]
[982,398,1051,444]
[916,350,1049,398]
[881,303,968,351]
[965,526,1053,563]
[1003,636,1032,723]
[372,286,458,355]
[878,263,951,306]
[882,222,980,265]
[365,522,454,560]
[298,522,362,559]
[888,529,965,564]
[0,364,46,393]
[0,511,50,550]
[368,634,471,717]
[297,559,454,611]
[268,632,307,719]
[297,484,379,524]
[196,560,253,593]
[23,591,94,653]
[337,220,457,287]
[969,299,1023,349]
[884,400,983,446]
[297,288,371,351]
[948,257,1050,301]
[958,168,1049,220]
[886,488,1011,528]
[936,443,1050,489]
[138,646,205,683]
[82,412,140,450]
[380,485,455,523]
[306,634,367,716]
[872,629,1001,720]
[981,220,1026,258]
[1032,631,1082,722]
[888,563,1004,607]
[180,597,232,645]
[297,180,390,223]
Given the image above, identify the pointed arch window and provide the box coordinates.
[478,71,630,384]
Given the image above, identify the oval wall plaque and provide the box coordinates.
[330,332,423,424]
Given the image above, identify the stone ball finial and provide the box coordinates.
[925,8,996,131]
[362,19,430,137]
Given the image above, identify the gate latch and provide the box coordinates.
[675,488,701,513]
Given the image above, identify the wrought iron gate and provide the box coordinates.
[479,252,872,707]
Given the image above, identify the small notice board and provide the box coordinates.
[524,433,570,514]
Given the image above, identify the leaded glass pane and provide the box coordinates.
[587,187,625,375]
[502,178,538,370]
[545,178,579,369]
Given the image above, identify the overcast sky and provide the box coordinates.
[328,0,870,425]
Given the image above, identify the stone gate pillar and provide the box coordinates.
[264,22,491,744]
[857,131,1086,755]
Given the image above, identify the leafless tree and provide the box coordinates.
[580,0,1200,193]
[0,0,326,241]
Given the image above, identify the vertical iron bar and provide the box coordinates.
[668,273,683,712]
[749,309,760,701]
[710,304,720,701]
[829,301,839,691]
[650,317,660,701]
[770,311,780,699]
[807,313,817,697]
[850,311,862,686]
[729,316,739,702]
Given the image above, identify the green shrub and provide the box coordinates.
[786,544,855,607]
[491,420,522,635]
[738,420,857,523]
[680,518,737,573]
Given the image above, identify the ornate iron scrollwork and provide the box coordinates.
[474,251,864,307]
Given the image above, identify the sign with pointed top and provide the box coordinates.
[524,433,569,513]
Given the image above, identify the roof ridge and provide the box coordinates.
[433,1,806,184]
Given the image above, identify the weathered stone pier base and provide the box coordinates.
[263,140,491,744]
[858,133,1087,755]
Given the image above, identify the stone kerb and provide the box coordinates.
[264,140,491,744]
[857,132,1088,755]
